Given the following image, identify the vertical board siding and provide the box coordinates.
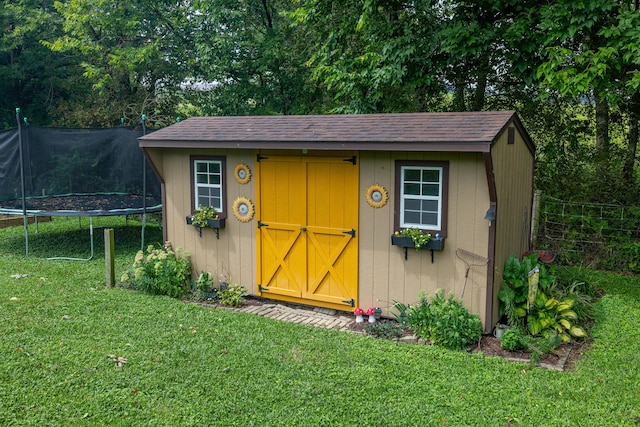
[161,148,256,291]
[489,123,535,326]
[359,151,490,326]
[156,145,520,329]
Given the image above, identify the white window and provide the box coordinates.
[194,159,224,213]
[399,164,445,231]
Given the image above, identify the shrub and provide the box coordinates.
[500,328,526,351]
[120,242,191,298]
[364,321,404,340]
[401,290,483,350]
[194,271,215,292]
[219,285,247,307]
[498,254,588,342]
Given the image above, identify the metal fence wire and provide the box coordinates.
[535,195,640,267]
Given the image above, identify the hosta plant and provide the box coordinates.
[499,253,588,343]
[219,285,247,307]
[525,292,587,342]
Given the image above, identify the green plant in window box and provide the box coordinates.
[191,205,218,228]
[396,227,431,250]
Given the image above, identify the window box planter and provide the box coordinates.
[186,215,225,239]
[391,234,445,261]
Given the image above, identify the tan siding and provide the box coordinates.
[158,144,522,329]
[161,149,257,292]
[490,122,535,326]
[358,151,491,326]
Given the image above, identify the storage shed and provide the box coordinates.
[139,111,535,332]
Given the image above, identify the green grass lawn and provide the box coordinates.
[1,217,639,426]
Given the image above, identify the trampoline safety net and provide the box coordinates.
[0,125,161,215]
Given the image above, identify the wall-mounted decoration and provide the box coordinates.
[232,196,255,222]
[365,183,388,208]
[234,163,252,184]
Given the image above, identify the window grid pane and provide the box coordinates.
[194,160,223,212]
[400,166,442,230]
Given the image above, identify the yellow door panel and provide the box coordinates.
[259,224,305,297]
[257,154,359,310]
[257,157,306,298]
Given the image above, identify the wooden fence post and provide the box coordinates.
[531,190,542,247]
[105,228,115,288]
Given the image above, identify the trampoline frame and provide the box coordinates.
[5,110,161,260]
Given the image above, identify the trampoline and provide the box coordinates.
[0,112,162,260]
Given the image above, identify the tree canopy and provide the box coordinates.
[2,0,640,203]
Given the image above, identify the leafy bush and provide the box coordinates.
[364,321,404,340]
[398,290,482,350]
[500,328,526,351]
[498,254,588,342]
[120,242,191,298]
[219,285,247,307]
[193,271,215,292]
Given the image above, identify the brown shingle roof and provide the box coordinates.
[139,111,527,153]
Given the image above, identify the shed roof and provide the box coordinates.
[139,111,531,153]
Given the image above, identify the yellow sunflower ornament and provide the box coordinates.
[234,163,252,184]
[365,184,388,208]
[232,196,255,222]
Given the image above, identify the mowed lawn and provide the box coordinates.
[1,217,639,426]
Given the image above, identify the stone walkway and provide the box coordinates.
[232,302,355,331]
[223,300,420,344]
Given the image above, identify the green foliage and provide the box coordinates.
[363,320,404,340]
[500,328,526,352]
[191,205,218,228]
[499,254,589,342]
[218,284,247,307]
[525,294,586,342]
[120,242,191,298]
[401,289,483,351]
[524,334,563,366]
[398,227,431,250]
[194,271,215,293]
[1,223,640,426]
[499,253,553,328]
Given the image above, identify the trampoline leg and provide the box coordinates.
[47,216,94,261]
[141,213,146,251]
[23,214,29,258]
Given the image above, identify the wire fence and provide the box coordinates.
[535,194,640,270]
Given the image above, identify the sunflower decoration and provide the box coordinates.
[232,196,255,222]
[234,163,252,184]
[365,183,389,208]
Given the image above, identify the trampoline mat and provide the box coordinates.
[0,193,162,217]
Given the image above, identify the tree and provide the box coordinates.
[286,0,446,113]
[45,0,197,126]
[0,0,89,127]
[190,0,320,116]
[536,0,640,187]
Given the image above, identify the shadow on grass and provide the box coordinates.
[0,216,163,259]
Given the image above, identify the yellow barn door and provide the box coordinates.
[256,154,359,310]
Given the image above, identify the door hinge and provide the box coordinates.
[342,298,355,307]
[343,155,356,165]
[342,228,356,238]
[257,154,268,162]
[258,284,269,292]
[258,220,269,228]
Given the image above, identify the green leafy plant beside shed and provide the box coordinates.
[498,254,588,343]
